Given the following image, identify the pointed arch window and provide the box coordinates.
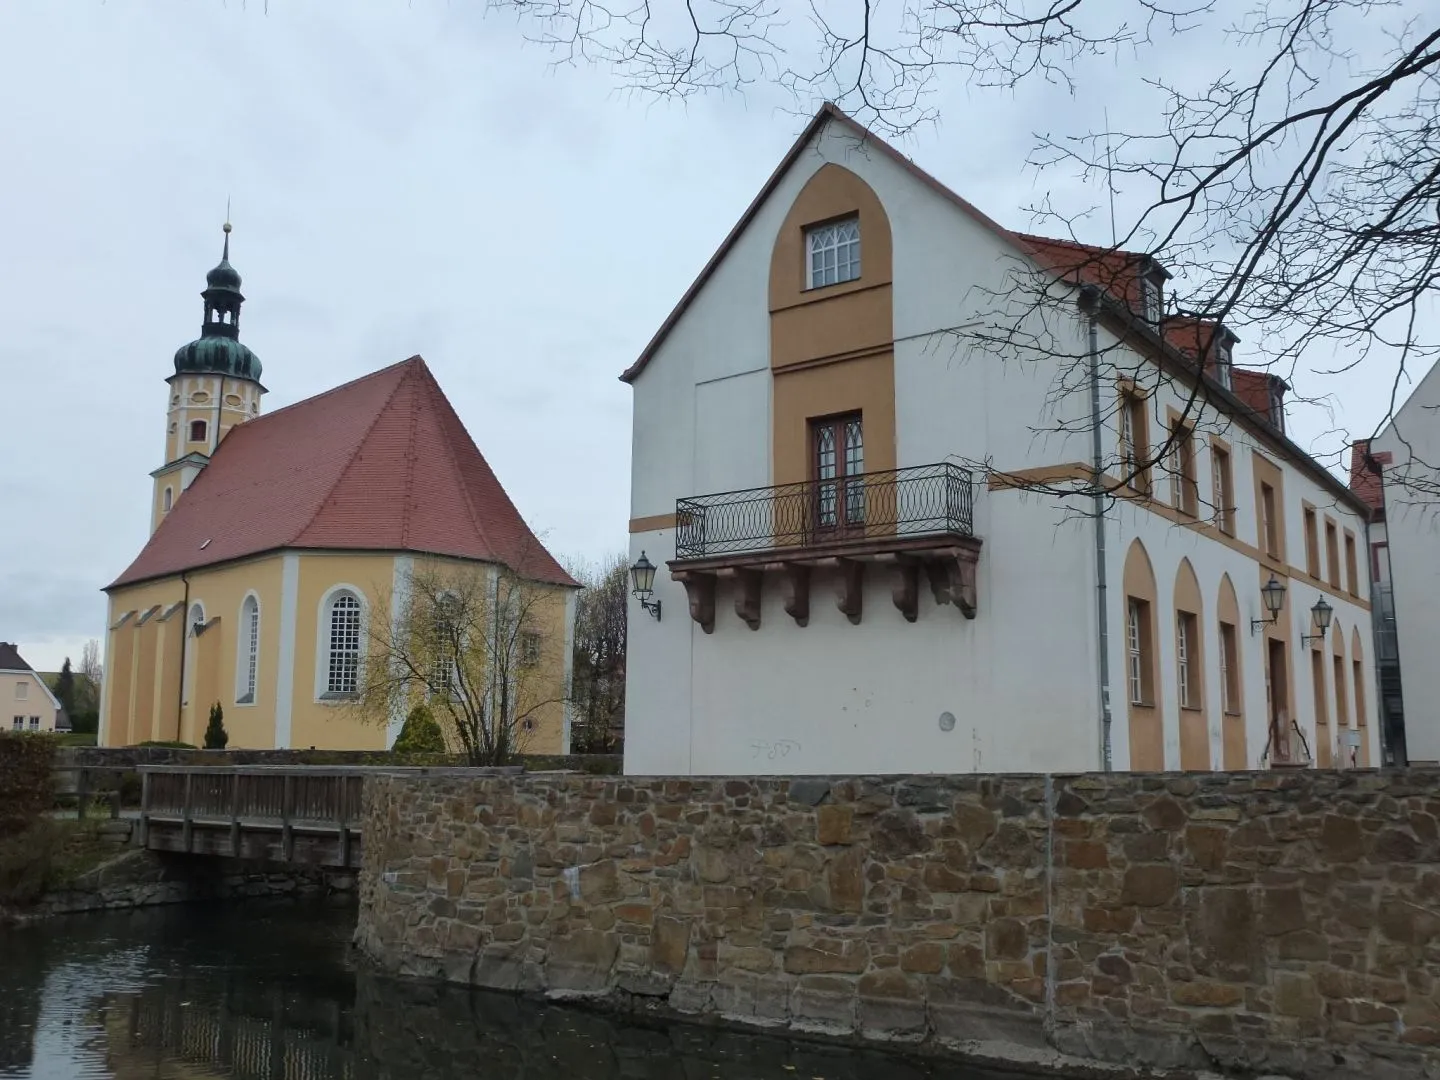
[237,595,260,704]
[324,592,363,696]
[806,217,861,288]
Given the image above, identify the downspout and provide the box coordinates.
[1079,285,1114,771]
[176,572,191,741]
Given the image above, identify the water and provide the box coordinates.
[0,900,1050,1079]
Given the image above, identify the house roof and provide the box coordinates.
[0,642,35,672]
[109,356,577,590]
[1349,439,1390,514]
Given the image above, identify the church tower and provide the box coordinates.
[151,223,266,533]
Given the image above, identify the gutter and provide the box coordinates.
[1079,285,1114,772]
[176,572,190,741]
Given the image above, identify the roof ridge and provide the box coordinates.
[285,358,426,547]
[241,355,424,430]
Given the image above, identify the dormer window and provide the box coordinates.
[806,217,861,289]
[1213,339,1233,390]
[1139,272,1162,327]
[1269,382,1286,434]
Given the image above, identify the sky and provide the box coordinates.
[0,1,1415,672]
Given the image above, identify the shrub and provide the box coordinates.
[0,732,56,839]
[203,702,229,750]
[392,704,446,754]
[0,819,114,906]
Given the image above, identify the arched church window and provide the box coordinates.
[162,487,172,512]
[324,592,363,696]
[190,419,207,443]
[237,595,260,704]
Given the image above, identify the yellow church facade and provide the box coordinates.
[101,229,578,752]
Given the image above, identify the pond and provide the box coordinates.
[0,900,1057,1079]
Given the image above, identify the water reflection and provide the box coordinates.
[0,901,1040,1080]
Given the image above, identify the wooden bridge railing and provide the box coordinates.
[137,764,521,867]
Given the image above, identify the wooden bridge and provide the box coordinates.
[139,766,370,868]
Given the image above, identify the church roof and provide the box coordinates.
[109,356,577,589]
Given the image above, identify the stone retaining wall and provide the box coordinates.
[355,770,1440,1079]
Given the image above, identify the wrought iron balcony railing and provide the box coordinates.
[674,462,975,561]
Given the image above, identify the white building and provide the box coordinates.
[623,104,1378,776]
[1371,367,1440,764]
[1,642,65,733]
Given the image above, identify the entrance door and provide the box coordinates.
[811,413,864,537]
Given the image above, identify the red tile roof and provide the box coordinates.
[1010,233,1153,313]
[1348,439,1390,513]
[109,356,576,589]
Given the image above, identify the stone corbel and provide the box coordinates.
[925,549,979,619]
[781,563,811,627]
[674,571,717,634]
[891,559,920,623]
[835,559,864,625]
[733,568,763,631]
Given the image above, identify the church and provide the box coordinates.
[99,226,578,751]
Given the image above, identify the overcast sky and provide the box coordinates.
[0,2,1413,672]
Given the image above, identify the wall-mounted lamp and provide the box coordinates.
[1250,574,1287,634]
[630,551,662,621]
[1300,596,1334,647]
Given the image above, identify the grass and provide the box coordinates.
[57,732,97,747]
[0,819,117,906]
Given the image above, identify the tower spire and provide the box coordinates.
[222,199,231,261]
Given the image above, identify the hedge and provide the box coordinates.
[0,732,56,839]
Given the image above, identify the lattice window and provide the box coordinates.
[806,218,861,288]
[327,594,362,695]
[238,596,259,703]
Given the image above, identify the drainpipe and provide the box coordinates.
[176,573,191,741]
[1079,285,1114,772]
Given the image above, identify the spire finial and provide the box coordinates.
[222,198,232,260]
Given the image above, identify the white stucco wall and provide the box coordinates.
[1375,363,1440,762]
[625,112,1377,777]
[0,670,61,732]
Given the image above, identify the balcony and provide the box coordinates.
[668,462,982,632]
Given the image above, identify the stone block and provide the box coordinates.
[827,846,864,913]
[816,804,853,845]
[694,846,731,884]
[1274,972,1324,1019]
[547,930,620,992]
[578,860,621,903]
[1170,981,1244,1007]
[783,939,869,975]
[1063,839,1110,869]
[790,976,856,1030]
[650,916,691,974]
[985,918,1027,961]
[1121,865,1178,907]
[1260,886,1307,936]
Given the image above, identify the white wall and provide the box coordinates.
[1375,363,1440,761]
[625,111,1377,777]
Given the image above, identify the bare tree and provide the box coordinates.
[78,639,102,707]
[486,1,1437,488]
[568,553,627,753]
[353,559,568,766]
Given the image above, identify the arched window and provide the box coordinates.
[1122,540,1162,770]
[1173,558,1209,770]
[189,419,207,443]
[182,603,205,705]
[162,487,173,512]
[237,595,260,703]
[324,592,363,696]
[429,593,461,700]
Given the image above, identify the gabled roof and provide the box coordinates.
[0,643,64,711]
[109,356,576,589]
[0,642,35,672]
[621,103,1016,383]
